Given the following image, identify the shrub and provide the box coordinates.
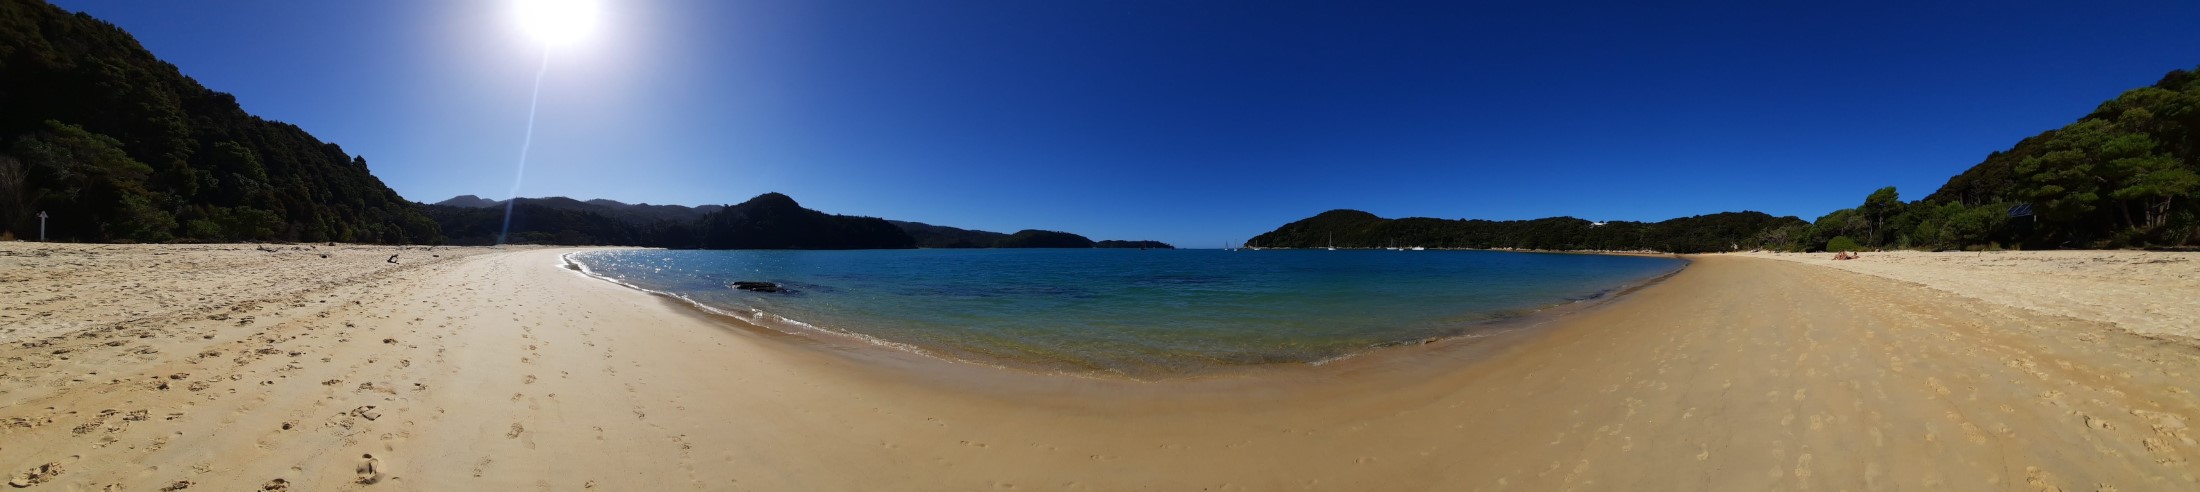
[1827,236,1863,252]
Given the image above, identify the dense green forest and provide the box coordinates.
[1246,210,1804,254]
[434,195,724,225]
[425,195,713,247]
[992,230,1095,248]
[887,220,1173,249]
[423,202,694,247]
[0,0,438,243]
[1777,65,2200,251]
[1096,240,1174,249]
[691,193,913,249]
[430,193,905,249]
[888,220,1011,248]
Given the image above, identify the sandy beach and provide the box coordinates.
[1737,250,2200,341]
[4,244,2199,490]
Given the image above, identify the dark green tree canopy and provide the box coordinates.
[0,0,437,243]
[1916,65,2200,248]
[1246,209,1805,254]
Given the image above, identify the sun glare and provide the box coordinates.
[516,0,600,47]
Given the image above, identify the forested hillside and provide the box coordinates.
[1252,65,2200,253]
[422,203,697,247]
[1790,65,2200,251]
[1247,210,1803,253]
[888,220,1010,248]
[430,193,898,249]
[0,0,438,243]
[886,220,1173,249]
[1096,240,1173,249]
[433,195,724,225]
[992,230,1095,248]
[693,193,912,249]
[439,194,1172,249]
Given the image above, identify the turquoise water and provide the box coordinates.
[569,249,1684,376]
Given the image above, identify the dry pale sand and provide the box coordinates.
[1738,250,2200,341]
[2,244,2198,490]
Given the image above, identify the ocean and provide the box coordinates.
[567,248,1684,376]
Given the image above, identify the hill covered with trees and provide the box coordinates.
[427,193,904,249]
[888,220,1010,248]
[992,230,1094,248]
[886,220,1171,249]
[0,0,438,243]
[436,194,1173,249]
[1250,65,2200,254]
[432,195,724,225]
[1096,240,1173,249]
[423,202,694,247]
[1247,210,1804,254]
[692,193,912,249]
[1775,65,2200,251]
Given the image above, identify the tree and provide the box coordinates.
[10,120,174,242]
[1826,236,1863,252]
[0,155,23,236]
[1751,224,1806,251]
[1860,187,1901,247]
[1944,203,2008,248]
[2095,100,2199,235]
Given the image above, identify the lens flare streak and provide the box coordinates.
[499,48,552,245]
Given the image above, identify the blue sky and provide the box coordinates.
[50,0,2200,247]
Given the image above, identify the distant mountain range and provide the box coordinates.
[883,220,1167,249]
[1247,209,1804,254]
[427,193,1173,249]
[432,195,724,224]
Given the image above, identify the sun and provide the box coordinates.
[515,0,600,47]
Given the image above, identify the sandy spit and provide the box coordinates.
[2,244,2197,490]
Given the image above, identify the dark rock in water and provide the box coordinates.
[732,281,785,293]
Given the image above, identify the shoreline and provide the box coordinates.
[555,249,1692,384]
[5,243,2197,489]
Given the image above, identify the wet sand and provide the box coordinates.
[2,244,2197,490]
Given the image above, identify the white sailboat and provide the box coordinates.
[1327,233,1336,251]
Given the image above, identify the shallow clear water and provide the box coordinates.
[569,249,1683,375]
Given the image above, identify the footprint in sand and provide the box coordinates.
[356,453,383,484]
[508,423,526,439]
[2023,466,2061,491]
[2142,438,2185,464]
[8,462,65,487]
